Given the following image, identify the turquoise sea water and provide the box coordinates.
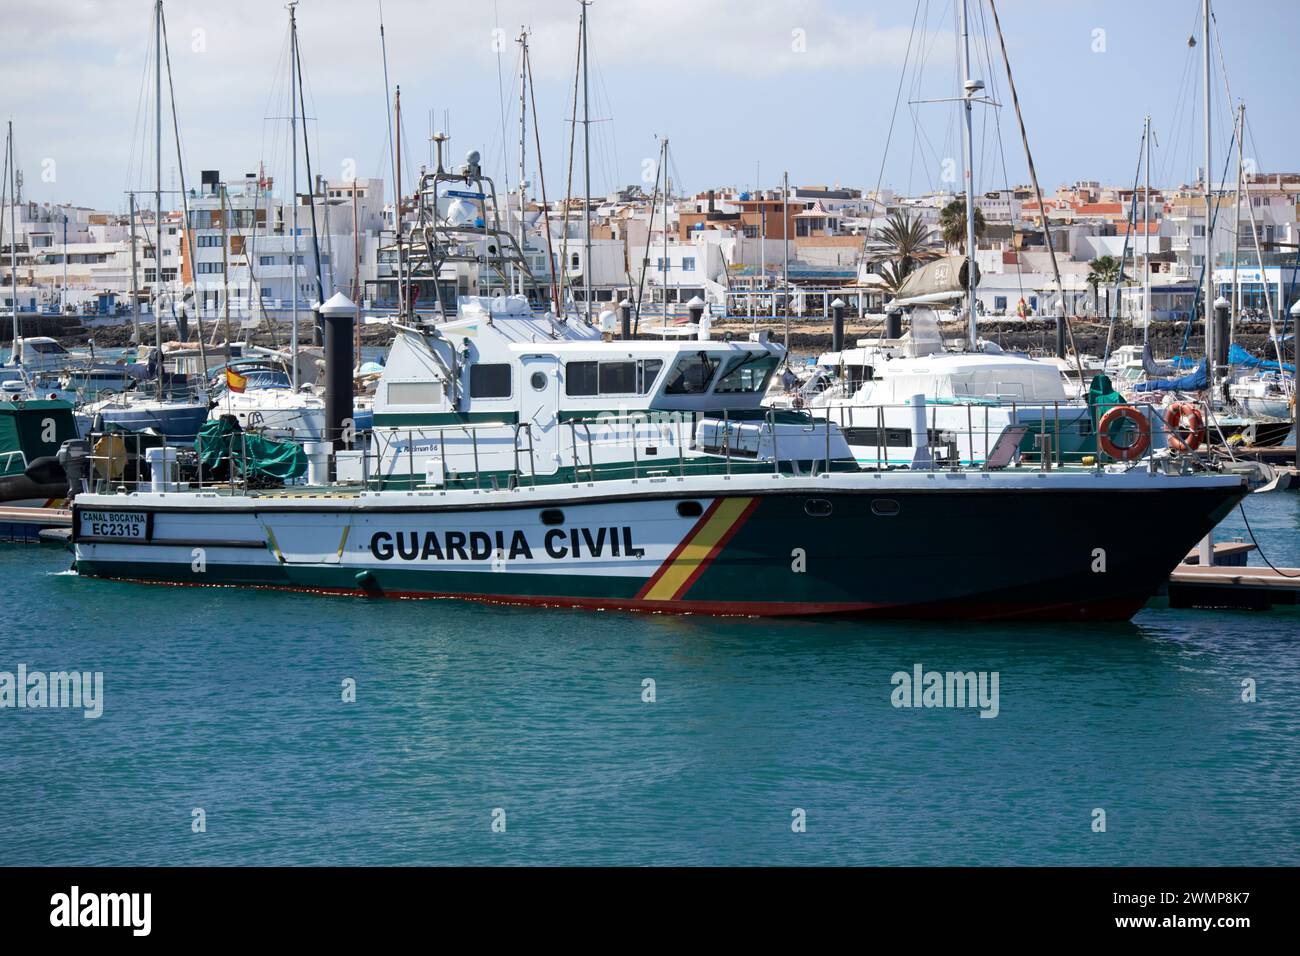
[2,494,1298,866]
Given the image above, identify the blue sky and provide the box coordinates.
[3,0,1296,211]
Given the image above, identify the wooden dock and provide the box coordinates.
[1142,541,1300,611]
[1166,564,1300,610]
[1214,445,1297,466]
[1181,540,1255,567]
[0,506,72,544]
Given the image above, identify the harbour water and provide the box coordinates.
[3,493,1298,866]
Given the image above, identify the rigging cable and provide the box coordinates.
[491,0,513,202]
[1175,124,1236,358]
[1102,129,1149,366]
[556,16,584,316]
[1243,112,1298,377]
[524,39,560,309]
[159,5,211,374]
[292,20,326,327]
[865,0,922,269]
[986,0,1084,380]
[631,138,664,334]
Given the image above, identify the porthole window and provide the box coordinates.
[530,371,548,391]
[871,498,901,517]
[540,509,565,526]
[676,500,703,518]
[804,498,833,517]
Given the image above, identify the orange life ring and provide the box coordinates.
[1098,405,1151,461]
[1164,401,1205,452]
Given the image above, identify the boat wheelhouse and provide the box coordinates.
[362,294,856,488]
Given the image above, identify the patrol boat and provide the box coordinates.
[66,290,1248,621]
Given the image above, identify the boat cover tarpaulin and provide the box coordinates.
[893,255,978,302]
[1228,343,1295,374]
[1141,343,1163,376]
[1133,359,1208,392]
[196,417,306,482]
[1087,374,1124,420]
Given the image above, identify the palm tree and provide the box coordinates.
[863,211,941,295]
[873,261,914,298]
[939,198,986,252]
[1087,255,1123,321]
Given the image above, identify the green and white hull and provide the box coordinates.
[72,469,1246,621]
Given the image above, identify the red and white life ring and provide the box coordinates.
[1164,401,1205,452]
[1098,405,1152,461]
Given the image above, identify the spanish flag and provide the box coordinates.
[225,367,248,393]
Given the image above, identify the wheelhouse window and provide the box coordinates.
[714,353,778,393]
[28,340,69,355]
[663,352,721,395]
[600,361,636,394]
[565,359,663,396]
[469,363,511,399]
[566,362,599,396]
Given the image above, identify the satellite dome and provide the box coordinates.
[445,198,476,226]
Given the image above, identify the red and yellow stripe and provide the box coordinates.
[636,496,758,603]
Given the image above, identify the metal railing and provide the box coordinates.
[72,394,1240,498]
[808,396,1229,472]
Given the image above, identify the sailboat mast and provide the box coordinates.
[517,28,528,298]
[352,183,360,368]
[758,162,765,306]
[154,0,164,393]
[1202,0,1214,390]
[958,0,979,349]
[290,1,299,390]
[1230,103,1243,352]
[782,170,789,352]
[8,122,17,346]
[128,191,141,344]
[580,0,592,323]
[1143,115,1151,344]
[662,138,669,326]
[221,182,231,355]
[61,215,68,313]
[395,85,403,319]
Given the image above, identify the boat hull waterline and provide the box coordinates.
[71,472,1247,621]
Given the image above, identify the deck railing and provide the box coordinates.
[807,397,1236,471]
[73,396,1237,498]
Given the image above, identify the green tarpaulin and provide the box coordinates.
[1086,374,1132,461]
[1086,374,1125,426]
[196,417,306,482]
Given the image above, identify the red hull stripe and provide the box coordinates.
[670,496,760,601]
[71,573,1150,621]
[633,497,723,600]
